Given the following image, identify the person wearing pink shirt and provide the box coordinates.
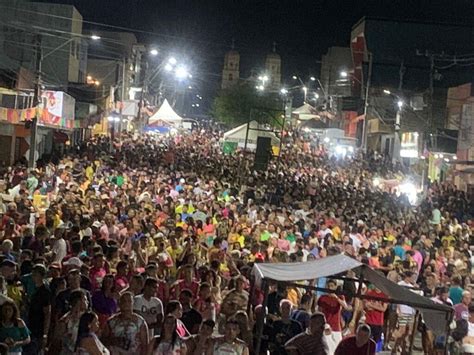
[89,253,107,291]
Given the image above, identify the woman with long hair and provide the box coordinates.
[165,301,190,338]
[75,311,109,355]
[0,300,30,354]
[148,315,187,355]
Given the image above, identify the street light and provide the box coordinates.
[164,63,173,72]
[383,89,391,95]
[168,57,177,65]
[280,88,288,95]
[150,49,159,56]
[175,66,189,80]
[340,71,348,78]
[310,76,316,81]
[292,75,297,80]
[314,93,319,99]
[397,100,404,109]
[90,35,101,40]
[302,86,308,102]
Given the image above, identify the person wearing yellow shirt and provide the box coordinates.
[166,237,183,278]
[85,164,94,181]
[332,225,342,240]
[228,232,245,248]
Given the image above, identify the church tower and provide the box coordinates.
[221,40,240,90]
[265,42,281,90]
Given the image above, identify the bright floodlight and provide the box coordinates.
[262,75,268,81]
[302,86,307,92]
[175,66,189,79]
[340,71,348,78]
[150,49,158,56]
[314,93,319,99]
[397,100,404,109]
[196,103,200,107]
[383,89,391,95]
[258,76,263,81]
[168,57,177,65]
[90,35,101,40]
[310,76,316,81]
[399,182,417,205]
[280,88,288,95]
[453,156,457,160]
[292,75,297,80]
[164,63,173,72]
[257,85,264,91]
[373,178,380,187]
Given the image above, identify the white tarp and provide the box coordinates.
[252,254,452,335]
[148,99,183,125]
[223,121,280,149]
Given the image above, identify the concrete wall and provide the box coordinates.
[0,0,84,87]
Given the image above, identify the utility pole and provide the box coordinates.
[118,56,126,139]
[29,35,42,169]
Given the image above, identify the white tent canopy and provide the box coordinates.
[252,254,452,335]
[148,99,183,126]
[223,121,280,149]
[292,103,320,121]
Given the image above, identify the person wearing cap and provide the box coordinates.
[24,264,51,354]
[0,240,15,263]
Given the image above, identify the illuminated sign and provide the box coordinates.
[400,132,419,158]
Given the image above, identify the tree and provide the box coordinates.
[211,83,284,127]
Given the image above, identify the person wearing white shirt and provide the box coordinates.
[51,229,68,263]
[394,271,423,353]
[133,278,164,338]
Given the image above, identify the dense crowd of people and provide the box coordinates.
[0,129,471,355]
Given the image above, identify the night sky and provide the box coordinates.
[35,0,474,111]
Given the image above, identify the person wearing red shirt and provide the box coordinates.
[364,286,388,344]
[317,279,349,344]
[335,324,376,355]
